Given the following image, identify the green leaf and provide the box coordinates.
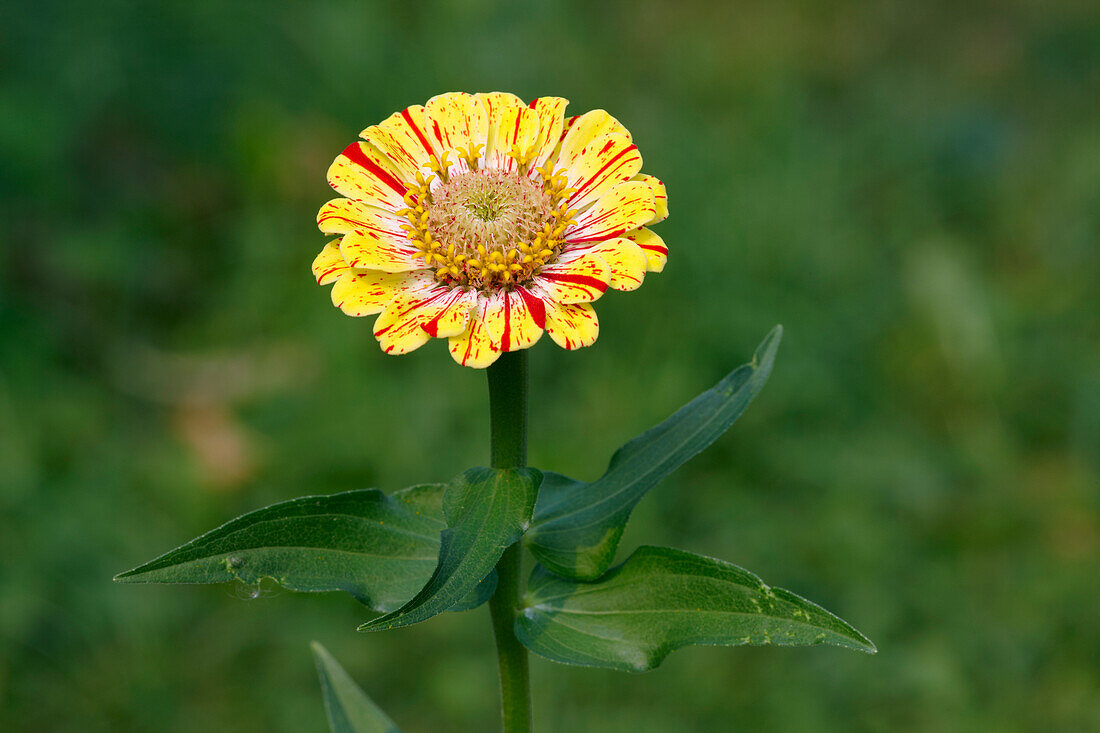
[527,325,783,580]
[449,569,499,612]
[311,641,402,733]
[359,467,540,632]
[516,545,876,672]
[114,485,447,613]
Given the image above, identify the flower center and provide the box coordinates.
[397,153,578,292]
[429,170,551,255]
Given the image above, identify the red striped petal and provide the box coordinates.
[327,142,410,211]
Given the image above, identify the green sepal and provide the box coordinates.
[515,545,876,672]
[114,485,447,613]
[359,467,541,632]
[311,641,402,733]
[526,326,782,580]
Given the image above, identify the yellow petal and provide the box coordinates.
[374,280,476,355]
[633,173,668,224]
[421,287,479,339]
[543,301,600,351]
[360,105,436,185]
[449,296,503,369]
[312,240,350,285]
[482,289,545,353]
[479,92,540,173]
[478,92,524,163]
[561,133,642,211]
[552,109,631,172]
[626,227,668,273]
[477,92,523,132]
[534,250,611,304]
[330,270,409,316]
[566,180,656,244]
[527,96,569,174]
[424,92,489,163]
[317,198,407,237]
[576,237,648,291]
[340,230,423,272]
[327,142,410,211]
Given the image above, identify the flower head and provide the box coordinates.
[313,92,668,368]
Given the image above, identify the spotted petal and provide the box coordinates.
[478,93,524,165]
[320,198,422,273]
[562,133,643,211]
[534,250,611,304]
[327,142,410,211]
[425,92,490,163]
[374,280,477,354]
[553,109,631,172]
[633,174,668,224]
[360,105,436,185]
[527,96,569,175]
[330,270,409,316]
[340,230,423,273]
[317,198,409,238]
[312,240,350,285]
[449,296,503,369]
[480,93,540,173]
[626,227,668,273]
[578,237,648,291]
[566,181,656,244]
[543,301,600,351]
[482,288,546,353]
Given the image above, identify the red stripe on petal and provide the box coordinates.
[500,291,513,351]
[401,108,435,157]
[421,308,445,337]
[567,220,630,243]
[384,289,447,330]
[460,302,486,364]
[341,143,408,198]
[540,271,609,294]
[420,289,469,337]
[570,143,638,201]
[517,287,546,329]
[318,213,357,227]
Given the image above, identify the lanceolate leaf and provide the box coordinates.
[359,467,541,632]
[527,326,783,580]
[450,569,499,612]
[114,485,447,613]
[311,641,402,733]
[516,545,876,672]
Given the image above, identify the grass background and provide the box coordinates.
[2,0,1097,730]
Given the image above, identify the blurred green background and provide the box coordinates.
[2,0,1098,730]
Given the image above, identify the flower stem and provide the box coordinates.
[486,349,532,733]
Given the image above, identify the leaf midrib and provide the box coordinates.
[530,608,865,646]
[125,545,441,578]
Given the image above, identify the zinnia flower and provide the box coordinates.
[312,92,668,368]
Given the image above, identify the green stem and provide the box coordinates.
[486,349,532,733]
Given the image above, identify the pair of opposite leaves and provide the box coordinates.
[117,325,874,675]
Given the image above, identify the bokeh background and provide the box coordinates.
[2,1,1098,730]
